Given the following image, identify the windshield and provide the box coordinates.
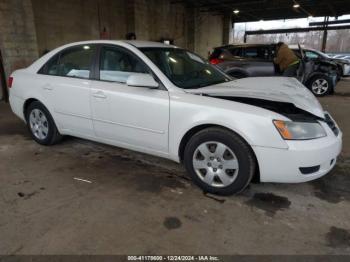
[140,48,232,89]
[312,49,330,58]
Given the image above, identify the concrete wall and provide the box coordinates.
[31,0,129,56]
[133,0,225,57]
[133,0,190,49]
[0,0,227,83]
[194,10,224,57]
[0,0,38,78]
[31,0,203,56]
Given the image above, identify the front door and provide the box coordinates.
[90,45,169,154]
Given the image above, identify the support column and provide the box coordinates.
[321,16,329,52]
[0,0,38,86]
[223,12,233,45]
[125,0,136,36]
[186,4,195,51]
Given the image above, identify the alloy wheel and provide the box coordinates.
[311,79,329,95]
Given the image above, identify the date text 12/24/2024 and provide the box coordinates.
[127,256,220,261]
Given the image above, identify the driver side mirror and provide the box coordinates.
[126,74,159,89]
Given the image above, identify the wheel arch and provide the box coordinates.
[305,72,329,84]
[23,98,57,126]
[23,98,40,118]
[178,124,260,182]
[226,68,249,78]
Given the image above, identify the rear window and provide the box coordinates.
[39,45,96,79]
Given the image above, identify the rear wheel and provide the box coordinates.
[25,101,62,145]
[183,127,256,195]
[307,75,333,97]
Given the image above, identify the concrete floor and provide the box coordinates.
[1,80,350,255]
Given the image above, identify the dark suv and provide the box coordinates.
[209,44,339,96]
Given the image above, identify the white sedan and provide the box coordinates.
[9,40,342,195]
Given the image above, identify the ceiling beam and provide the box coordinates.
[245,24,350,35]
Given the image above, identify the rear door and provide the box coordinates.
[242,45,276,76]
[39,44,96,136]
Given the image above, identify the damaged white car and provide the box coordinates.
[9,40,342,195]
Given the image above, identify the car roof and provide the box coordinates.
[58,40,178,49]
[215,43,274,49]
[123,40,177,48]
[28,40,179,73]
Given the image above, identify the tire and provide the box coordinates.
[183,127,256,196]
[25,101,62,145]
[307,75,333,97]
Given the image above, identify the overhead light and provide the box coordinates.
[293,3,300,8]
[233,9,240,14]
[83,45,90,50]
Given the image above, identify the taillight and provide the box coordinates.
[209,58,224,65]
[8,76,13,88]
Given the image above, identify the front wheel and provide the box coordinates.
[307,75,333,97]
[183,127,256,195]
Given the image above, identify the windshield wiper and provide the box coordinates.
[198,80,229,88]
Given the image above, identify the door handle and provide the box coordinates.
[92,91,107,99]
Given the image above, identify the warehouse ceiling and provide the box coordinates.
[172,0,350,22]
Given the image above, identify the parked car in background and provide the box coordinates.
[209,43,339,96]
[290,46,350,78]
[8,40,342,195]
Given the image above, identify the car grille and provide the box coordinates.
[324,113,339,136]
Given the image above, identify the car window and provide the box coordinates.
[228,47,242,57]
[141,48,231,89]
[56,45,96,79]
[44,55,60,75]
[210,48,223,59]
[244,47,258,58]
[305,51,319,59]
[99,46,149,83]
[243,46,270,59]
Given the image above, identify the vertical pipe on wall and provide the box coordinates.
[0,50,8,102]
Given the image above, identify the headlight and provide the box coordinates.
[273,120,326,140]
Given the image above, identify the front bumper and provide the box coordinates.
[330,74,338,88]
[342,64,350,76]
[253,117,342,183]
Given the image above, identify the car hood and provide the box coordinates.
[185,77,324,119]
[330,57,350,64]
